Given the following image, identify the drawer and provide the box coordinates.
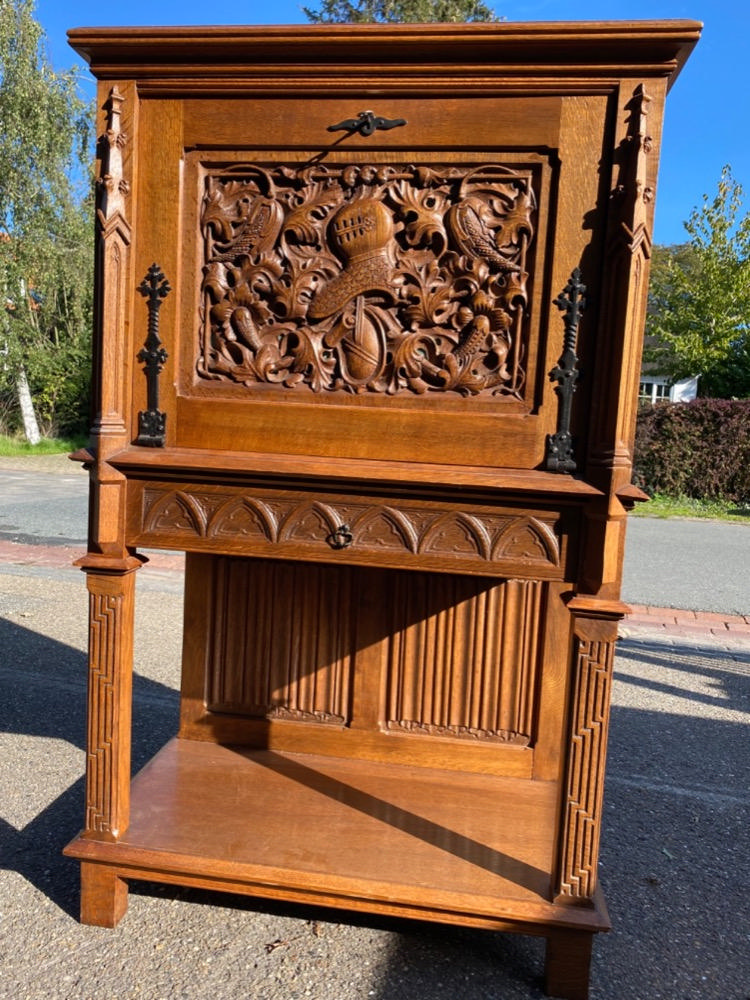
[127,478,573,579]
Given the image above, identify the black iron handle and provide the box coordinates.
[327,111,407,138]
[327,524,354,550]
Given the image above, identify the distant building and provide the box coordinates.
[638,373,699,405]
[639,333,699,404]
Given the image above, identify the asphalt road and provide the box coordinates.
[1,456,749,999]
[1,567,748,1000]
[0,456,747,614]
[0,460,88,548]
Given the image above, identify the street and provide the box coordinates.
[1,454,747,614]
[1,455,749,999]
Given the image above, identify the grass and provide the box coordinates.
[632,492,750,523]
[0,433,87,456]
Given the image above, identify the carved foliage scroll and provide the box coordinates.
[385,576,544,744]
[198,163,536,397]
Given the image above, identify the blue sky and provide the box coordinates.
[35,0,749,247]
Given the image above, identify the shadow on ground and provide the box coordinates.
[2,618,748,999]
[0,617,178,920]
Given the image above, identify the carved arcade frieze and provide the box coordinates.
[197,163,536,398]
[138,484,562,574]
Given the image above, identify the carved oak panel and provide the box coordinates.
[384,576,544,745]
[135,483,563,576]
[206,557,355,724]
[197,162,536,399]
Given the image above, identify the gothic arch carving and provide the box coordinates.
[418,512,492,560]
[492,515,559,565]
[349,506,419,553]
[209,497,278,542]
[143,490,207,537]
[277,500,341,543]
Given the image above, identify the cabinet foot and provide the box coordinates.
[80,862,128,927]
[544,929,593,1000]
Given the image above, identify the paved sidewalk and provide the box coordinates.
[2,535,748,652]
[2,460,749,1000]
[622,602,750,649]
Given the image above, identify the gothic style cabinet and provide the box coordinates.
[65,23,699,999]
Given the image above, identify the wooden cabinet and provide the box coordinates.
[65,22,699,998]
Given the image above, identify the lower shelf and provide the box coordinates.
[65,737,609,934]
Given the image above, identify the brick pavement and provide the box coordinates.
[1,536,747,648]
[620,602,750,648]
[0,538,184,574]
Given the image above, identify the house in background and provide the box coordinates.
[638,373,700,404]
[638,332,700,404]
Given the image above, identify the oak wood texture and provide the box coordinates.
[66,21,699,1000]
[127,479,571,578]
[65,739,610,934]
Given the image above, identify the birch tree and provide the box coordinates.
[0,0,92,441]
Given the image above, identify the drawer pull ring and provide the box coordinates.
[327,524,354,549]
[327,110,407,137]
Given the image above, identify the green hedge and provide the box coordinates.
[633,399,750,503]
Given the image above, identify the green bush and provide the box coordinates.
[633,399,750,503]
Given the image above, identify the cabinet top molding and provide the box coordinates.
[68,21,701,88]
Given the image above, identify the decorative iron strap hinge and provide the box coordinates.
[546,268,586,473]
[136,263,171,447]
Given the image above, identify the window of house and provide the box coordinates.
[639,379,671,404]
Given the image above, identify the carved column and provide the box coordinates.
[582,83,665,597]
[84,83,137,556]
[553,598,626,903]
[94,84,133,453]
[82,562,140,840]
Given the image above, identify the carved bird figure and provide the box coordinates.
[448,201,521,273]
[210,198,283,263]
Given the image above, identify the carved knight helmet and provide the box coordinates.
[308,198,395,320]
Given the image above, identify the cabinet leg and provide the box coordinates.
[544,929,593,1000]
[80,862,128,927]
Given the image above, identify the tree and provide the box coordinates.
[645,166,750,399]
[0,0,93,441]
[304,0,499,24]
